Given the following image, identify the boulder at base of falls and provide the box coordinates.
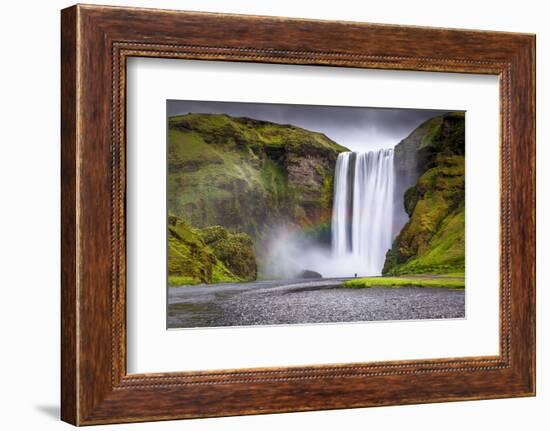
[298,269,323,279]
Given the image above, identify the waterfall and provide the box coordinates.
[331,149,395,276]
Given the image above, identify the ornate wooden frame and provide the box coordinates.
[61,4,536,425]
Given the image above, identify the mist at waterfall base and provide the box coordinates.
[261,148,397,279]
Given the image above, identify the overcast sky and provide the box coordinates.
[167,100,454,152]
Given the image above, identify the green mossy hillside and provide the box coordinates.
[383,112,465,275]
[168,214,256,286]
[168,113,349,242]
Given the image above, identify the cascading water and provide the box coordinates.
[331,149,395,276]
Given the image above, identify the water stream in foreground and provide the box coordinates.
[167,278,465,329]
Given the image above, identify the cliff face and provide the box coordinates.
[168,113,349,243]
[383,112,465,275]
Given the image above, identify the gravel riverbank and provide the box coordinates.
[167,278,465,329]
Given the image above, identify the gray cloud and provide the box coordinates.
[167,100,457,152]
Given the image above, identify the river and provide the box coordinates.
[167,278,465,329]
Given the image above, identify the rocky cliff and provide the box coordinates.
[383,112,465,275]
[168,113,349,243]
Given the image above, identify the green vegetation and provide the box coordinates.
[383,112,465,276]
[344,276,465,289]
[167,214,255,286]
[199,225,257,281]
[167,276,202,286]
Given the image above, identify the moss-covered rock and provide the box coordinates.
[167,113,349,244]
[198,226,257,281]
[383,112,465,275]
[167,214,249,286]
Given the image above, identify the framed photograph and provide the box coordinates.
[61,4,536,425]
[164,101,466,330]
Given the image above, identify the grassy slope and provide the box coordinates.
[344,276,464,289]
[168,126,262,230]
